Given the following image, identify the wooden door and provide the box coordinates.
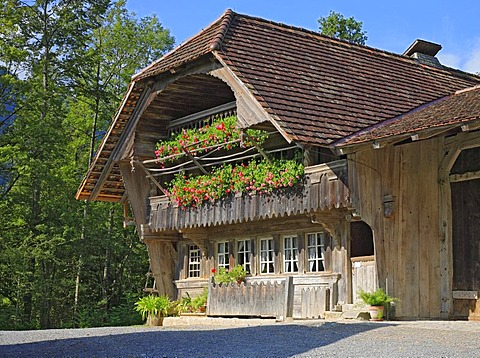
[451,178,480,319]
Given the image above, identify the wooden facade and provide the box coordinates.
[349,131,480,320]
[76,11,480,321]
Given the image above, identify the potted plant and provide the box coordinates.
[176,288,208,315]
[134,295,171,326]
[358,288,397,321]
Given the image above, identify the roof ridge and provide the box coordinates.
[210,9,236,51]
[455,84,480,95]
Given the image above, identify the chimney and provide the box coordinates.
[403,39,443,69]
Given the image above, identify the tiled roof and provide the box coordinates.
[76,82,143,202]
[76,9,480,202]
[214,13,479,145]
[132,11,233,81]
[335,85,480,147]
[133,10,479,145]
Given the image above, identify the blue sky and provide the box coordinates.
[126,0,480,73]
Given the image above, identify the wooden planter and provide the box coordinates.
[146,314,165,326]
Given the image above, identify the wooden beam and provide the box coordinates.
[450,170,480,183]
[209,64,280,135]
[168,101,236,129]
[133,160,169,195]
[181,146,208,175]
[90,84,156,201]
[150,56,222,94]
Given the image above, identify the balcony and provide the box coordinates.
[148,159,350,231]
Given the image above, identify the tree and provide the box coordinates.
[0,0,173,329]
[318,11,368,45]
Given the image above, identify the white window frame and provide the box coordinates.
[306,232,326,272]
[188,245,201,278]
[217,241,230,270]
[259,237,275,274]
[236,239,252,274]
[283,235,299,273]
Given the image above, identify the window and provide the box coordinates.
[188,245,201,278]
[237,239,252,274]
[217,241,229,270]
[260,238,275,274]
[283,235,299,273]
[307,232,326,272]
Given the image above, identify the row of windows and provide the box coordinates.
[187,232,327,278]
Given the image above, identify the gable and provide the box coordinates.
[76,9,480,202]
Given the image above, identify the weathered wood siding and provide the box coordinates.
[351,256,376,302]
[207,277,293,320]
[291,274,339,319]
[351,138,442,318]
[149,160,350,231]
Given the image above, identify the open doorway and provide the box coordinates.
[450,147,480,320]
[350,221,375,302]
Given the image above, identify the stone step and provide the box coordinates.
[342,310,371,320]
[323,311,343,320]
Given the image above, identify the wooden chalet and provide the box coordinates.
[76,10,480,320]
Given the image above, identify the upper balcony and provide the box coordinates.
[148,159,350,231]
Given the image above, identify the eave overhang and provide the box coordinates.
[333,86,480,154]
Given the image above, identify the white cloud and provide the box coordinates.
[453,38,480,74]
[464,48,480,74]
[437,53,461,69]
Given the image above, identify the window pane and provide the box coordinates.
[218,242,229,269]
[307,233,325,272]
[188,245,201,278]
[283,235,298,273]
[260,238,274,274]
[237,239,251,274]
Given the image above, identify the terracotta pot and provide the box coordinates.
[368,305,385,321]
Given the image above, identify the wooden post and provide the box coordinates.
[206,276,214,316]
[144,239,177,299]
[283,276,294,321]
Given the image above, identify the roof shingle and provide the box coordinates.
[336,86,480,146]
[215,13,479,145]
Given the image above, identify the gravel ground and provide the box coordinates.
[1,319,479,357]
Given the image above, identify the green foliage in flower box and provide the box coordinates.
[155,116,304,208]
[213,265,247,284]
[155,116,267,165]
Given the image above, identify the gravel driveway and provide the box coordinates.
[1,319,479,357]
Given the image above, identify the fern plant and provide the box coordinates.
[359,288,396,306]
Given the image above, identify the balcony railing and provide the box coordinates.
[148,159,350,231]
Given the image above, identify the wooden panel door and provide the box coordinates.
[451,179,480,319]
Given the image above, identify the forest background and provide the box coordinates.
[0,0,369,329]
[0,0,174,329]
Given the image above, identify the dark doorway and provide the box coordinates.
[351,221,374,257]
[451,147,480,319]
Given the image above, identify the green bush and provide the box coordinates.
[176,288,208,313]
[213,265,246,284]
[134,295,171,321]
